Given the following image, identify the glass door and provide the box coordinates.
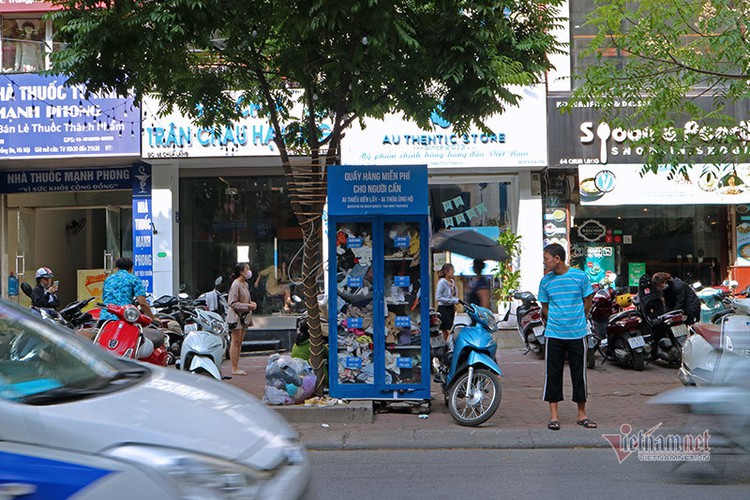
[381,220,423,387]
[14,208,35,305]
[104,205,121,273]
[333,221,375,386]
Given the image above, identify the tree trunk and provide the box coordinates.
[300,214,326,395]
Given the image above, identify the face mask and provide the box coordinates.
[663,284,669,290]
[245,270,253,280]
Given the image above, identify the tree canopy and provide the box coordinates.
[49,0,565,390]
[569,0,750,174]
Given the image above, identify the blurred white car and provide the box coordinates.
[0,300,311,499]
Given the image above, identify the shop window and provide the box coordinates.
[179,176,309,314]
[1,18,48,73]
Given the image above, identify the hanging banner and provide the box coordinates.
[132,163,153,293]
[0,73,139,159]
[578,164,750,205]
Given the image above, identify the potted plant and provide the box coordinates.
[493,228,522,326]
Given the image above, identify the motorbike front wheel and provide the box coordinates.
[447,368,501,427]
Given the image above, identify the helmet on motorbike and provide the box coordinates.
[616,293,633,308]
[35,267,53,280]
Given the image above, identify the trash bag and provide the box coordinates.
[263,354,317,405]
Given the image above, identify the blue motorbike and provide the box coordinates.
[430,300,503,426]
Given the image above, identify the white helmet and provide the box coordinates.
[35,267,53,279]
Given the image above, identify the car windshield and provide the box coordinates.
[0,300,147,405]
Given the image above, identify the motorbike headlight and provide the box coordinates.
[104,445,272,499]
[123,306,141,323]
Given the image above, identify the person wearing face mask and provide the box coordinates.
[651,272,700,324]
[226,262,258,375]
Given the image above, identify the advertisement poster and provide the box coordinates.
[583,245,615,284]
[628,262,646,287]
[737,222,750,264]
[327,165,428,216]
[77,269,107,310]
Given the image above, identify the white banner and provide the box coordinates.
[341,85,547,168]
[578,163,750,205]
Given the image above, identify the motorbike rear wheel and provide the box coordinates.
[447,368,501,427]
[630,348,644,371]
[586,348,596,370]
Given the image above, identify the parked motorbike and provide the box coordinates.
[197,276,229,319]
[430,300,502,427]
[588,283,647,370]
[94,303,169,366]
[19,281,96,331]
[180,308,229,379]
[511,290,545,358]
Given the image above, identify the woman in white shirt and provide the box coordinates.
[435,263,459,340]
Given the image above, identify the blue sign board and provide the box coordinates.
[396,357,413,368]
[0,73,140,159]
[328,165,428,215]
[347,237,363,248]
[347,317,363,329]
[395,316,411,328]
[394,275,410,287]
[394,236,409,248]
[132,163,153,293]
[0,166,132,194]
[345,356,363,369]
[347,276,363,288]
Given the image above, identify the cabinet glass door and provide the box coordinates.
[382,221,422,386]
[334,222,375,385]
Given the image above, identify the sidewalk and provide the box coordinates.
[225,345,691,450]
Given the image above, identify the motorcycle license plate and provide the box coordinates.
[184,323,198,333]
[671,324,689,337]
[627,335,646,349]
[532,325,545,338]
[430,336,446,348]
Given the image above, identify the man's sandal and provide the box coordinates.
[547,420,561,431]
[576,418,597,429]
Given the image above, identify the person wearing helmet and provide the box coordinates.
[31,266,60,309]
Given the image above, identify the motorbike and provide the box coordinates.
[19,281,96,331]
[430,300,502,427]
[180,308,229,379]
[94,303,169,366]
[511,290,545,358]
[588,283,647,371]
[643,309,689,366]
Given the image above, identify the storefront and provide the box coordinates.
[547,92,750,289]
[341,85,548,308]
[141,96,310,314]
[0,73,144,306]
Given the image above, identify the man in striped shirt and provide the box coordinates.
[539,243,595,431]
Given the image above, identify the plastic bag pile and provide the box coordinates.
[263,354,317,405]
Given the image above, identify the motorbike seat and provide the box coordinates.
[692,323,721,348]
[142,327,165,349]
[609,309,640,323]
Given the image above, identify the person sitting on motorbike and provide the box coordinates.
[652,272,700,324]
[99,257,158,326]
[31,266,60,309]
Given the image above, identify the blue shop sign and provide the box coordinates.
[394,275,410,287]
[328,165,428,215]
[0,73,139,159]
[132,163,153,293]
[0,166,133,194]
[395,316,411,328]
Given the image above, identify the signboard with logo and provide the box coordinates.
[141,93,331,159]
[341,85,547,169]
[132,163,153,293]
[0,74,139,159]
[327,165,428,215]
[77,269,107,309]
[0,166,132,194]
[578,164,750,205]
[548,93,750,167]
[577,219,606,242]
[583,245,615,284]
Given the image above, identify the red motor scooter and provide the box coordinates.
[94,303,168,366]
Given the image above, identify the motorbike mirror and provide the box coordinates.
[178,292,189,299]
[722,279,730,287]
[730,280,739,288]
[214,276,223,287]
[291,295,302,303]
[692,281,702,289]
[179,283,187,292]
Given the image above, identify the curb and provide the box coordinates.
[297,426,718,451]
[272,400,374,424]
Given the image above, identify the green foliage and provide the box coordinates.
[568,0,750,172]
[493,228,522,303]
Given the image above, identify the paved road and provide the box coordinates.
[307,449,750,500]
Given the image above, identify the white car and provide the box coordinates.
[0,300,311,499]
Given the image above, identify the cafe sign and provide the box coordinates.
[577,219,606,242]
